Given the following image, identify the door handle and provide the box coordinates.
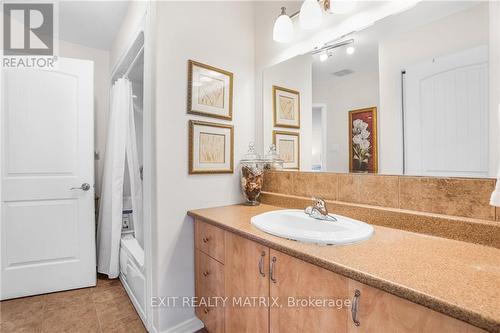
[70,183,91,191]
[270,256,277,283]
[259,251,266,277]
[351,289,361,326]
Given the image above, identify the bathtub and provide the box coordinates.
[119,234,146,323]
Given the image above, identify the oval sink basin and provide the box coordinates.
[251,209,374,245]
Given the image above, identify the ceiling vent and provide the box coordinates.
[332,69,354,77]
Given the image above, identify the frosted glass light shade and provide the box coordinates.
[273,12,293,43]
[300,0,322,30]
[328,1,357,14]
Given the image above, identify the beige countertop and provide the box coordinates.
[188,204,500,332]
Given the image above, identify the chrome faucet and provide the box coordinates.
[305,197,337,222]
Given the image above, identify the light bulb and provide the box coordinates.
[346,46,355,55]
[328,1,357,14]
[300,0,322,30]
[319,52,328,62]
[273,7,294,43]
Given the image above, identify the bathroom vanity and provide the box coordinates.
[188,204,499,333]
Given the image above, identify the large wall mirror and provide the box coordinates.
[262,1,499,177]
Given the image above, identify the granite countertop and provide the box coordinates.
[188,204,500,332]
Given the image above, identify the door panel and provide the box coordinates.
[270,250,348,333]
[405,45,489,177]
[1,58,95,299]
[224,232,269,333]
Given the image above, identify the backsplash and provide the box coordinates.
[261,171,500,248]
[262,171,498,221]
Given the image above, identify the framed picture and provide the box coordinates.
[273,130,300,170]
[349,107,378,173]
[189,120,234,174]
[273,85,300,128]
[188,60,233,120]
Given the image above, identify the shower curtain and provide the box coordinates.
[97,78,143,278]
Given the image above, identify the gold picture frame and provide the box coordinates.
[189,120,234,174]
[348,107,378,173]
[273,85,300,129]
[188,60,233,120]
[273,130,300,170]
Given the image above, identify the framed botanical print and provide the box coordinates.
[188,60,233,120]
[273,85,300,128]
[189,120,234,174]
[349,107,378,173]
[273,130,300,170]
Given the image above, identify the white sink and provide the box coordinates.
[251,209,374,245]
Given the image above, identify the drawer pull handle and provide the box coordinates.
[259,251,266,277]
[202,236,210,243]
[351,289,361,326]
[270,256,277,283]
[204,308,209,314]
[203,271,210,277]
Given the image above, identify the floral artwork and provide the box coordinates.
[349,107,378,173]
[278,95,295,120]
[198,74,225,108]
[273,130,300,169]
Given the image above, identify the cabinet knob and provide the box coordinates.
[204,308,209,314]
[202,236,210,243]
[351,289,361,326]
[203,271,210,277]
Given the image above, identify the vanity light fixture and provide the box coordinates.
[273,7,294,43]
[326,0,357,14]
[319,51,329,62]
[346,45,355,55]
[272,1,357,43]
[300,0,323,30]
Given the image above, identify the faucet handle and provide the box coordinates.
[312,197,328,215]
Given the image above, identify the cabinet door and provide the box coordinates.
[347,281,486,333]
[225,232,270,332]
[269,250,348,332]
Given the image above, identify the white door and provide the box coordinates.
[1,58,95,300]
[404,45,489,177]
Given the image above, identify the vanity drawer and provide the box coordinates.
[196,301,224,333]
[195,219,225,263]
[195,249,224,297]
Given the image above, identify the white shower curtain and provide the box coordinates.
[97,78,143,278]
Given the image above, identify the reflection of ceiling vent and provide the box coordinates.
[332,69,354,77]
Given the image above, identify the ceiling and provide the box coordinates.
[59,1,130,50]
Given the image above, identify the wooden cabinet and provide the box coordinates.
[224,232,269,332]
[269,250,348,332]
[194,219,486,333]
[347,281,485,333]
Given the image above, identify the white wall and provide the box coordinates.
[313,70,379,172]
[263,55,312,170]
[378,3,492,174]
[59,40,110,194]
[153,2,255,331]
[110,1,147,69]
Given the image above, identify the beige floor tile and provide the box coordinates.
[99,315,146,333]
[41,302,100,333]
[94,294,138,328]
[0,295,45,333]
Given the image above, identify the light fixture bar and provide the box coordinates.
[311,38,354,55]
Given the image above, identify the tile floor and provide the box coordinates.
[0,274,146,333]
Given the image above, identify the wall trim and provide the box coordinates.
[151,316,204,333]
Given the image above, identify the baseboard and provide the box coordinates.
[151,316,204,333]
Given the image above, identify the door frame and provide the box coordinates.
[108,2,156,331]
[312,103,328,171]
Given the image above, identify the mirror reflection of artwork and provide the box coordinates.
[273,130,300,169]
[273,85,300,128]
[189,120,233,174]
[199,133,225,163]
[188,60,233,120]
[349,107,378,173]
